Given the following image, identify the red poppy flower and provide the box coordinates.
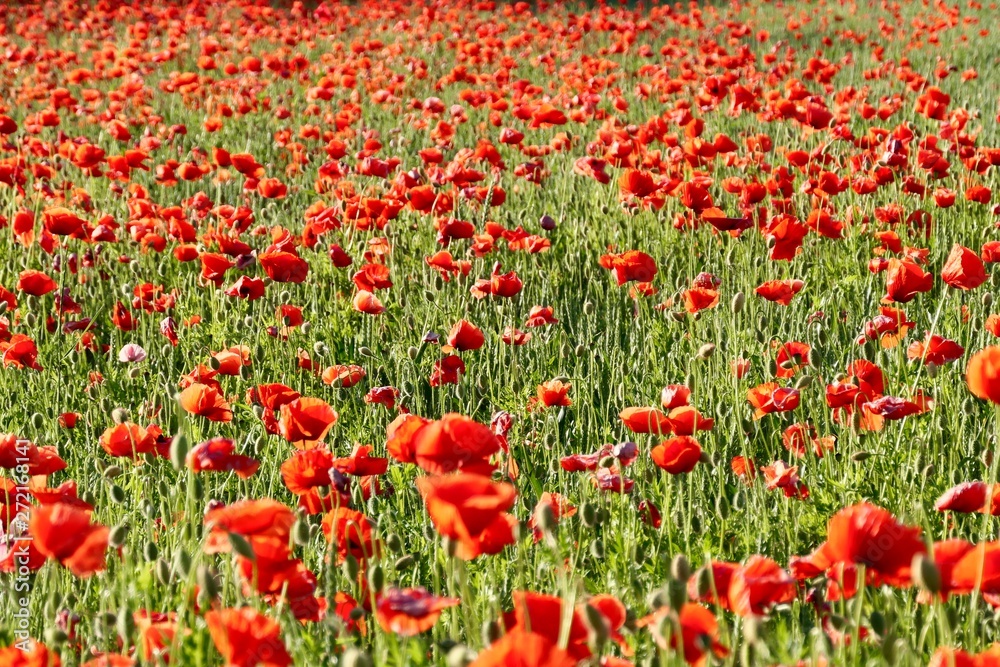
[322,507,379,563]
[374,587,459,636]
[30,503,109,578]
[187,438,259,479]
[417,473,517,560]
[179,383,233,422]
[651,436,702,474]
[278,397,338,448]
[968,347,1000,404]
[599,250,658,286]
[205,607,291,667]
[942,243,988,290]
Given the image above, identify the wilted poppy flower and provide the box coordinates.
[651,436,702,474]
[417,473,517,560]
[205,607,292,667]
[179,383,233,422]
[374,587,459,636]
[279,397,338,448]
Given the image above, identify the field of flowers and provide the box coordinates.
[1,0,1000,664]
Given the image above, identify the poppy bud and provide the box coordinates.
[912,553,941,593]
[923,463,936,477]
[43,628,68,646]
[342,554,360,580]
[228,533,255,561]
[349,606,366,623]
[581,503,598,527]
[0,302,7,316]
[670,311,687,323]
[446,645,472,667]
[143,540,159,562]
[197,564,220,601]
[536,503,558,535]
[807,348,822,367]
[731,291,745,313]
[584,301,595,315]
[794,374,814,389]
[670,554,691,581]
[359,346,374,357]
[208,355,222,371]
[695,566,713,598]
[385,532,403,553]
[155,558,172,586]
[109,523,129,548]
[292,518,311,547]
[189,476,204,501]
[109,484,126,504]
[103,464,123,479]
[169,433,190,471]
[394,554,415,570]
[482,620,503,646]
[174,548,192,577]
[696,343,716,360]
[984,292,994,308]
[590,539,605,559]
[367,563,385,593]
[667,578,687,610]
[744,615,764,643]
[598,455,616,469]
[869,611,886,637]
[540,214,556,230]
[584,603,610,651]
[715,493,730,519]
[111,407,129,424]
[767,359,779,376]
